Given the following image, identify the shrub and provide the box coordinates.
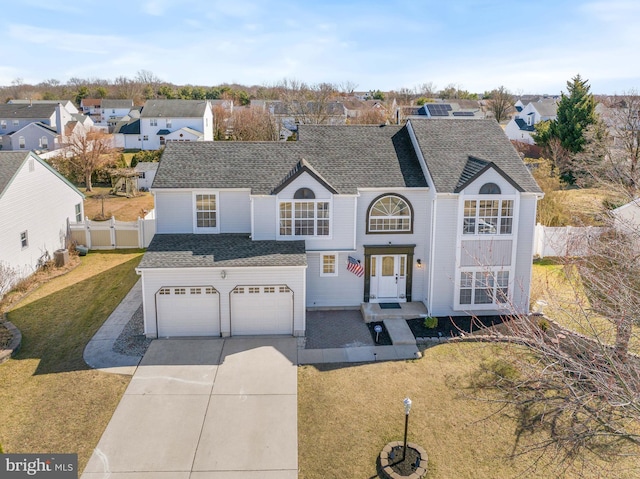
[423,316,438,329]
[537,318,550,332]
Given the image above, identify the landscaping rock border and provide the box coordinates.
[0,313,22,364]
[379,441,427,479]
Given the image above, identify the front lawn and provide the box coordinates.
[298,342,639,479]
[0,250,143,470]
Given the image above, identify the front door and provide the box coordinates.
[372,254,407,302]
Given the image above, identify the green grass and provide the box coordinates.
[298,342,639,479]
[531,262,640,353]
[0,250,143,470]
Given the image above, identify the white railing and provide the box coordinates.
[69,209,156,250]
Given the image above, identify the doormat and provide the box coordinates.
[379,303,401,309]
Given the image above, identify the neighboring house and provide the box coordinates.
[80,99,134,127]
[101,99,134,127]
[113,119,141,149]
[505,98,558,144]
[251,100,348,134]
[134,162,158,190]
[0,102,93,151]
[8,99,79,114]
[396,101,484,123]
[138,100,213,150]
[136,119,542,338]
[0,151,84,284]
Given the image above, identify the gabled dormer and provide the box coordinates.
[272,158,337,240]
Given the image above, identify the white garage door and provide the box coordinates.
[230,285,293,335]
[156,286,220,337]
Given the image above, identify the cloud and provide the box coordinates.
[7,24,123,54]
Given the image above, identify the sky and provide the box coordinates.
[1,0,639,95]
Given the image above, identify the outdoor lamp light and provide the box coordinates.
[404,397,412,415]
[403,397,412,461]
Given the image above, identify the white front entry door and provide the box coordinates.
[372,255,407,301]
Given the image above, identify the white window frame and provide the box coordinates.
[19,136,25,149]
[150,118,157,126]
[192,191,219,233]
[166,119,172,128]
[278,199,331,238]
[0,120,6,129]
[20,230,28,249]
[367,194,412,233]
[456,268,511,310]
[75,203,82,223]
[320,253,338,277]
[463,197,515,236]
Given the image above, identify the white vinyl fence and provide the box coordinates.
[533,223,607,258]
[69,209,156,250]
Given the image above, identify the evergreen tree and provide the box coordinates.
[551,74,597,154]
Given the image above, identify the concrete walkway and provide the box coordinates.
[83,279,144,375]
[82,337,298,479]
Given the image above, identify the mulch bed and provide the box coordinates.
[383,446,422,476]
[407,315,512,339]
[367,321,393,346]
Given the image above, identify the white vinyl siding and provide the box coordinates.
[0,154,83,276]
[138,266,306,338]
[154,191,193,233]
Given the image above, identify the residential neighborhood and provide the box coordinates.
[1,2,640,478]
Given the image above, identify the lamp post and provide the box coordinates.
[402,397,412,461]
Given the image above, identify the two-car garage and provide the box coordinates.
[138,234,307,338]
[154,283,295,337]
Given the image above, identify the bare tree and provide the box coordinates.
[61,128,121,191]
[230,108,278,141]
[467,215,640,472]
[487,86,514,123]
[338,80,358,96]
[276,79,340,125]
[417,82,436,98]
[348,108,387,125]
[212,104,230,140]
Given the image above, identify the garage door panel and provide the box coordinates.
[157,286,220,337]
[231,285,293,335]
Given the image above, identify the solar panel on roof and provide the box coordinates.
[452,111,475,117]
[426,104,450,116]
[444,104,453,111]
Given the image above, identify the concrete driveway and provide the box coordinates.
[82,337,298,479]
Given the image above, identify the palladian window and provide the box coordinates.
[367,194,412,233]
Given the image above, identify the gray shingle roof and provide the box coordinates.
[138,234,307,269]
[531,99,557,117]
[409,119,542,194]
[152,124,427,194]
[0,152,28,196]
[0,103,57,119]
[102,99,134,109]
[141,100,209,118]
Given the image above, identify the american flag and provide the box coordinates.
[347,256,364,277]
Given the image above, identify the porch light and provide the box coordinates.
[220,270,227,279]
[416,259,423,268]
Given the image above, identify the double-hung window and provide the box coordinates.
[320,253,337,276]
[193,193,218,233]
